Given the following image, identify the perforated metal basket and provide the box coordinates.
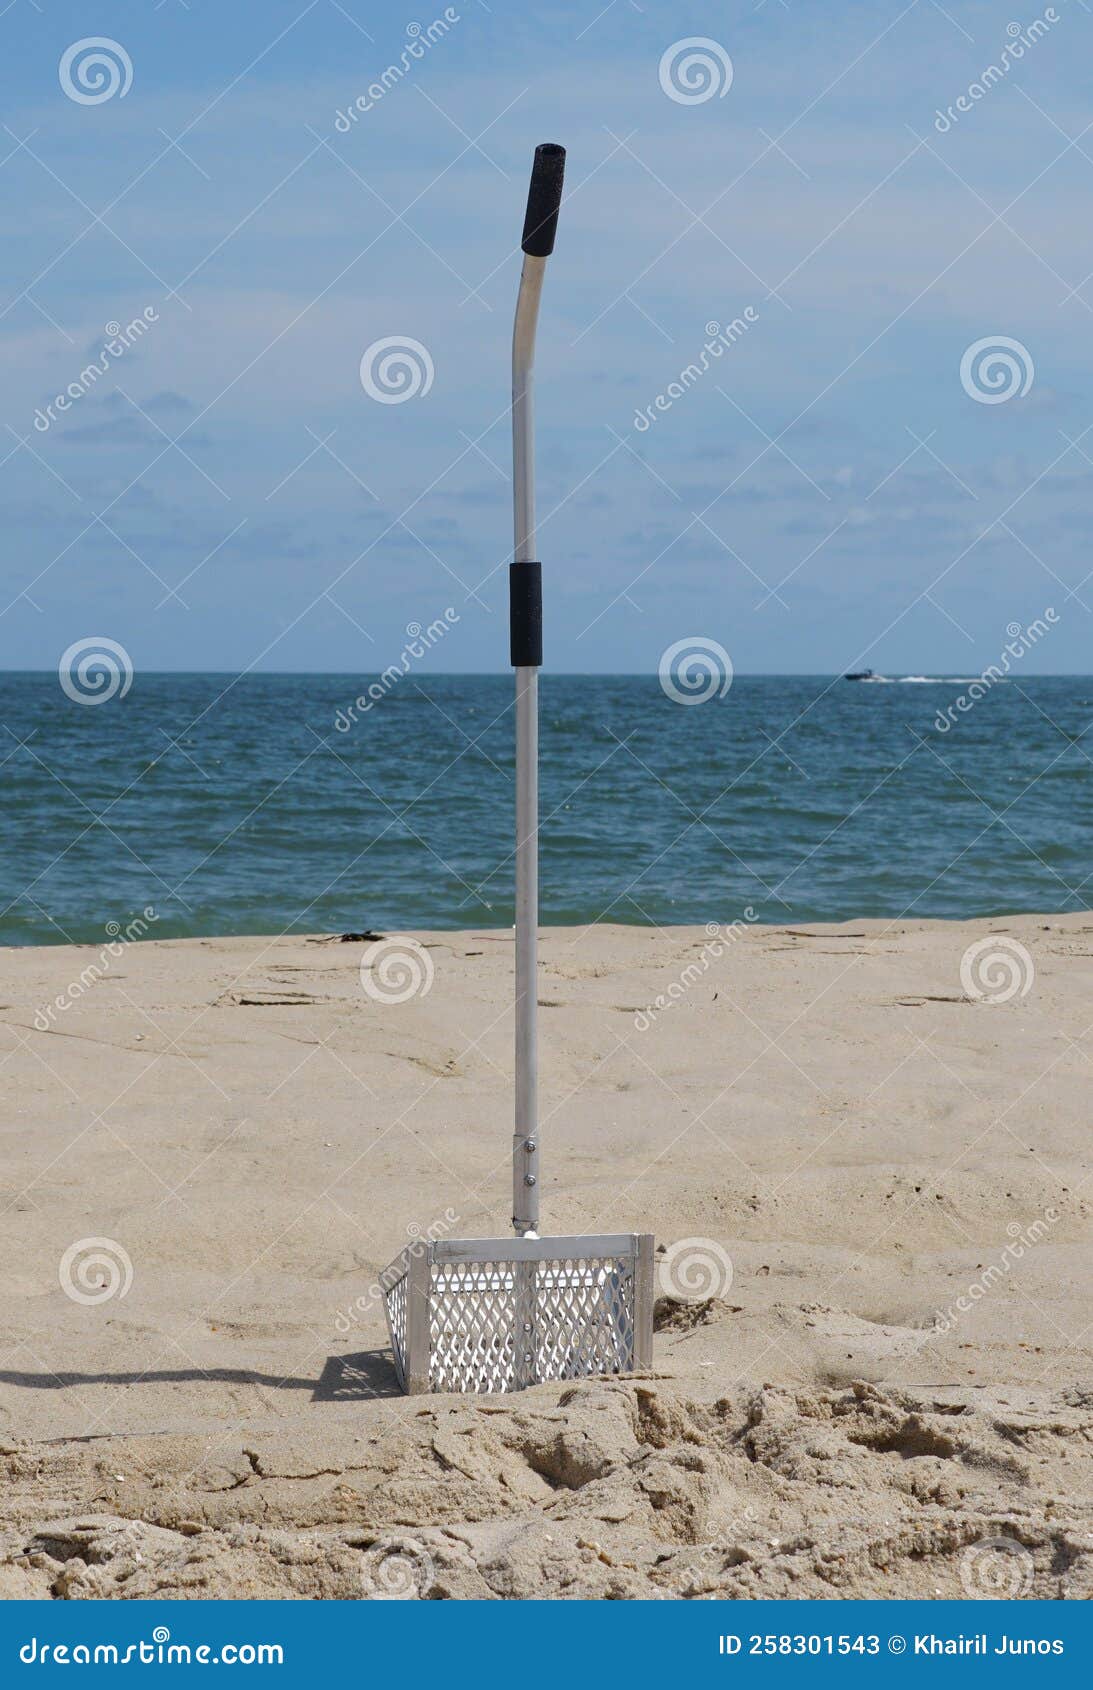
[382,1234,654,1394]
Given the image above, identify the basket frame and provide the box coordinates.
[382,1232,655,1395]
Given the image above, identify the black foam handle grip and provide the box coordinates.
[521,143,566,257]
[509,562,542,666]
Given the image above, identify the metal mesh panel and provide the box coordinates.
[431,1261,519,1392]
[383,1265,408,1391]
[535,1257,634,1379]
[382,1238,648,1395]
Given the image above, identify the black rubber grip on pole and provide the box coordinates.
[521,143,566,257]
[509,562,542,666]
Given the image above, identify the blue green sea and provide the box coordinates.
[1,673,1089,946]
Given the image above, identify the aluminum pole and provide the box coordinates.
[510,145,565,1237]
[512,253,544,1236]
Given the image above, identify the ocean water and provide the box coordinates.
[0,673,1090,946]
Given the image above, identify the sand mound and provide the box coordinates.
[3,1377,1090,1600]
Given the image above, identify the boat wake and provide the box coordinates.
[855,675,995,685]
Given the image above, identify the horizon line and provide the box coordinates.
[3,668,1093,679]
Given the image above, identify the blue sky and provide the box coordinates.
[1,0,1091,674]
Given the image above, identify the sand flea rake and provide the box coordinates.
[381,144,655,1395]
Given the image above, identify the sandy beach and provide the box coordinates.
[1,915,1090,1600]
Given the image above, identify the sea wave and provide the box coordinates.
[0,671,1082,944]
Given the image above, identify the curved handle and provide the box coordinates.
[521,142,566,257]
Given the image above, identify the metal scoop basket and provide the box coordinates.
[381,145,655,1395]
[382,1234,653,1395]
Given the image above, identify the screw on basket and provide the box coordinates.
[380,144,655,1394]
